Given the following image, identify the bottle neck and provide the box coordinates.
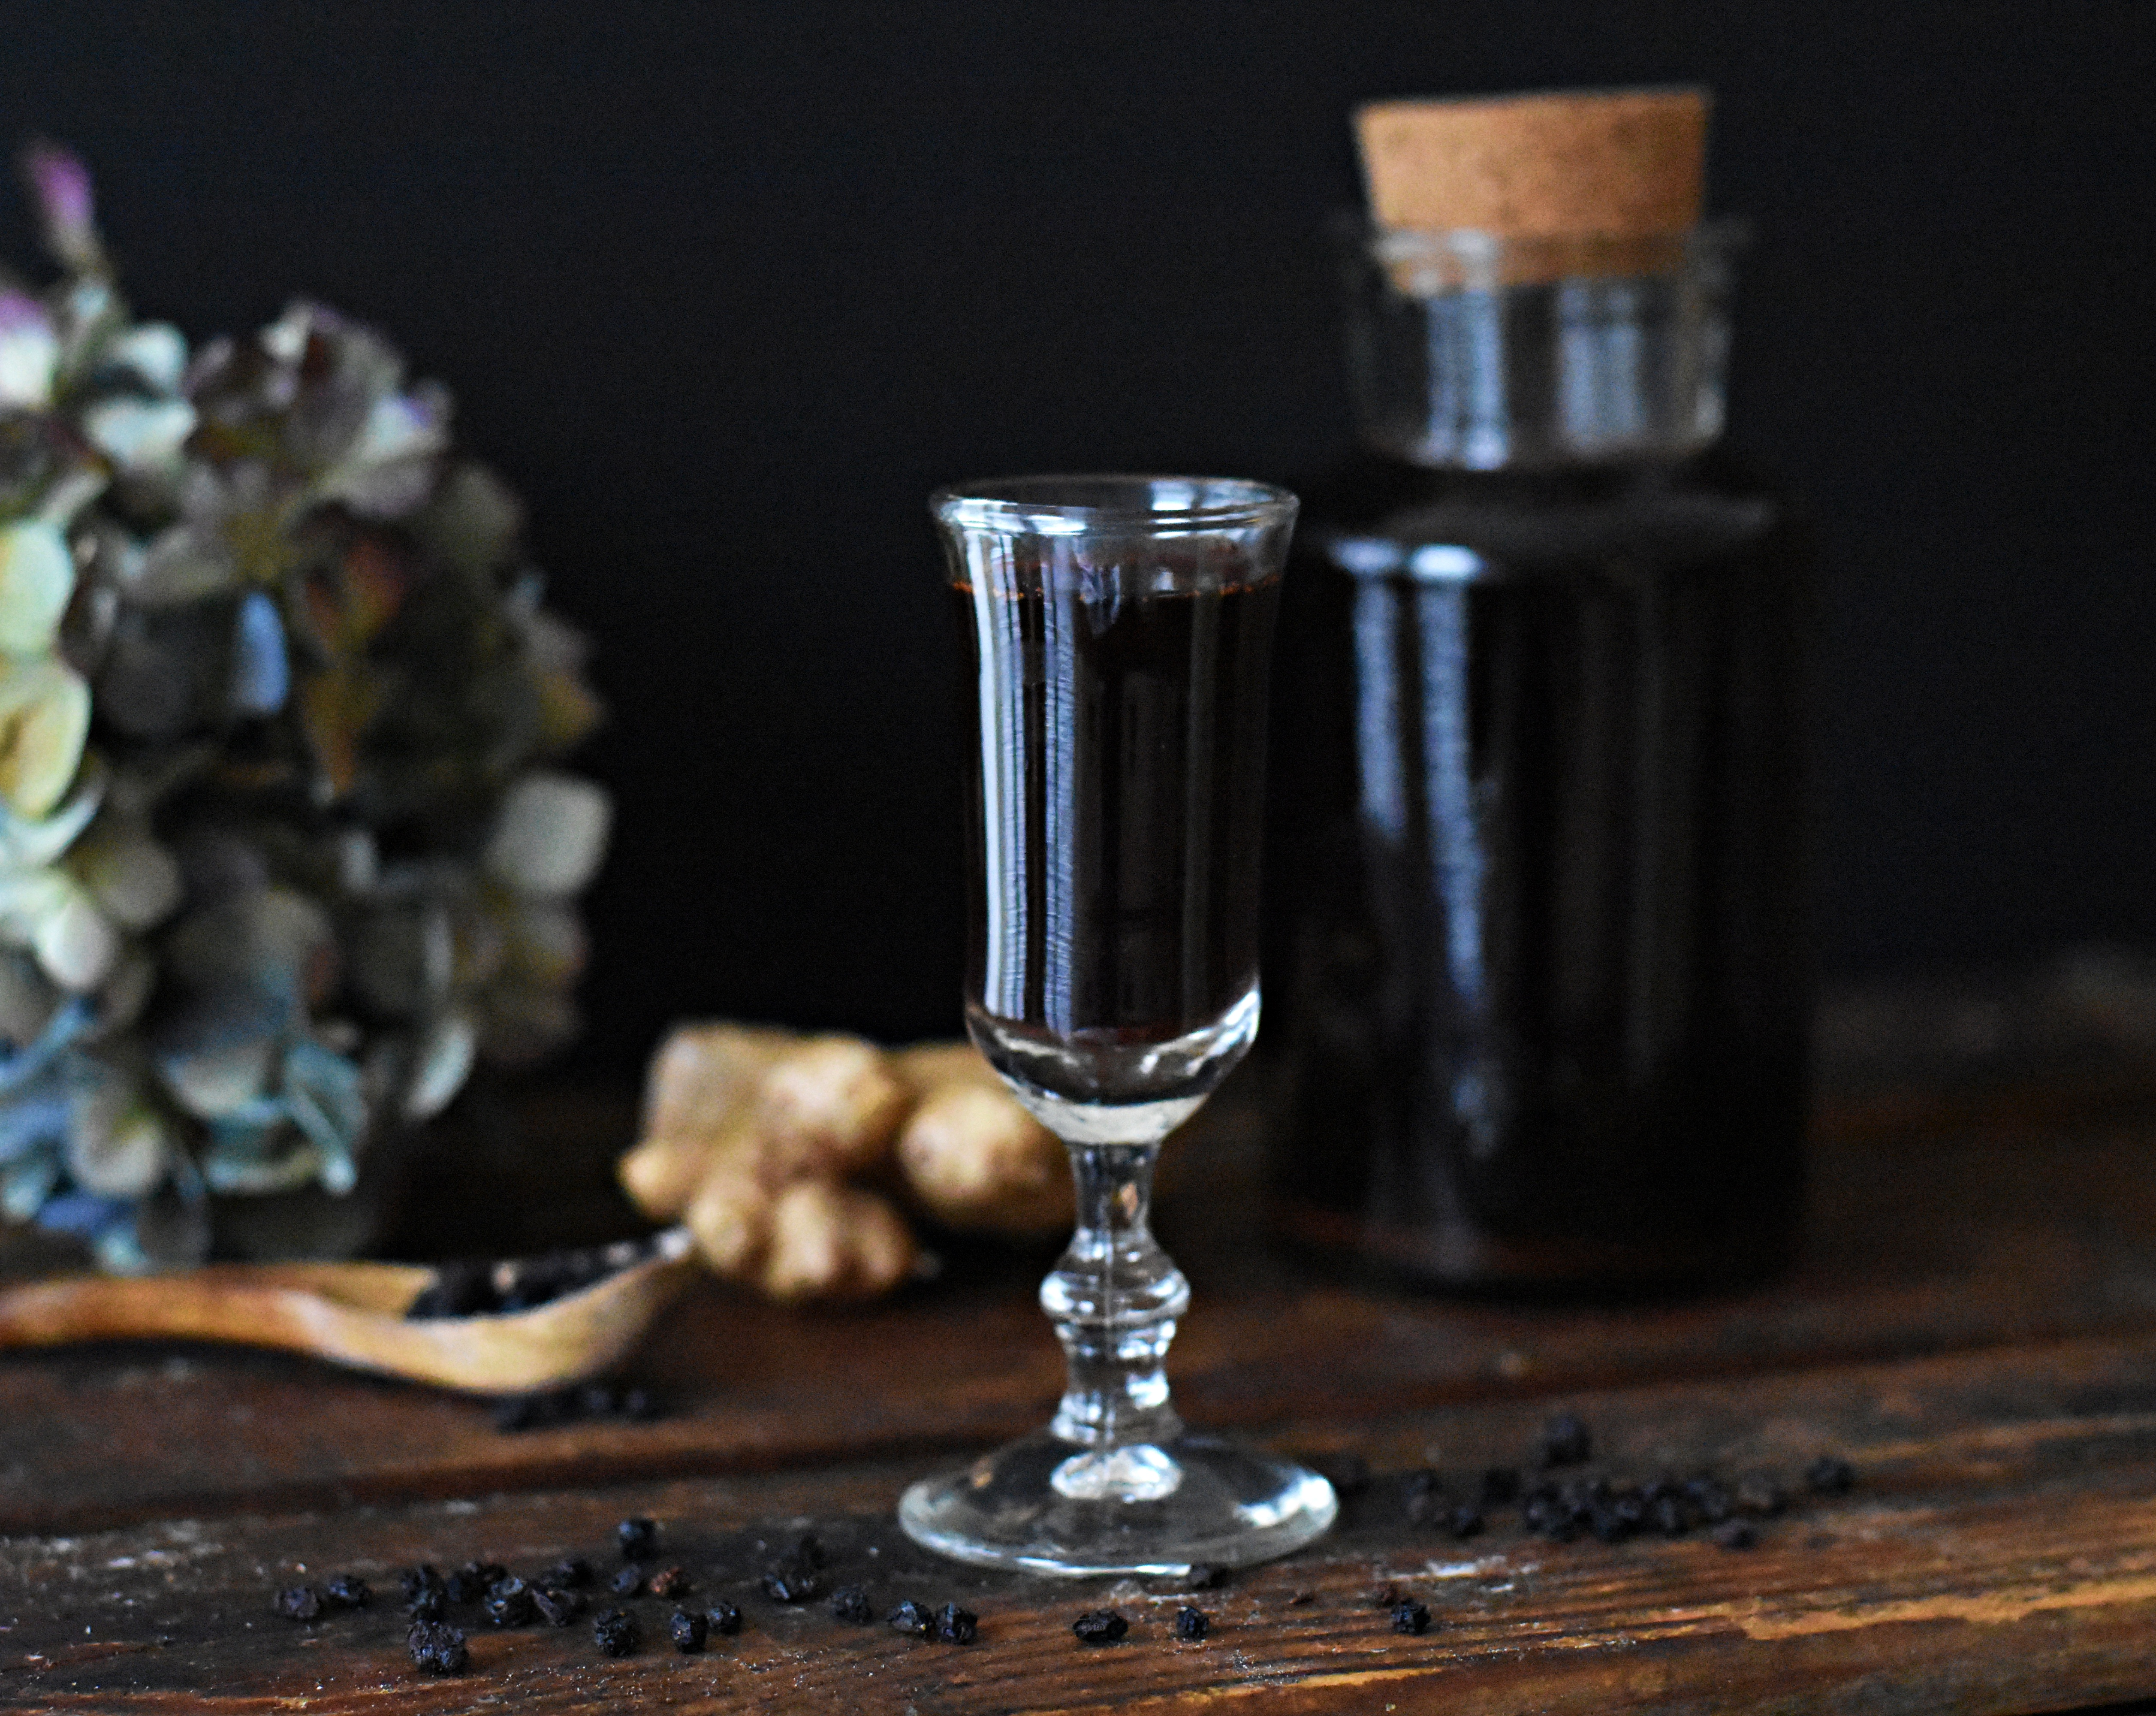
[1342,224,1739,471]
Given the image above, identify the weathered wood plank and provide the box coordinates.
[8,1334,2156,1713]
[8,1104,2156,1536]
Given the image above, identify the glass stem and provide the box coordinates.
[1041,1142,1190,1450]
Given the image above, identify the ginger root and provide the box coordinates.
[623,1023,1068,1302]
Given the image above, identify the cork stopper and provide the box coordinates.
[1355,88,1710,238]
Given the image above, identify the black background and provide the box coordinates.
[3,2,2150,1080]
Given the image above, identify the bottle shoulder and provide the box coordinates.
[1291,449,1795,574]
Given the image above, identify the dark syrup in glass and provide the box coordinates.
[1263,453,1809,1290]
[955,566,1280,1106]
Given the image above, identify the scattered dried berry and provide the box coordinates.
[1538,1413,1592,1468]
[400,1564,446,1607]
[1522,1486,1579,1542]
[1713,1519,1760,1550]
[323,1574,371,1610]
[1685,1476,1735,1525]
[274,1585,326,1623]
[670,1608,709,1653]
[407,1619,468,1674]
[405,1588,446,1623]
[1391,1598,1432,1636]
[1480,1466,1521,1507]
[647,1566,691,1601]
[405,1261,494,1320]
[1586,1500,1634,1544]
[446,1562,505,1604]
[409,1244,657,1322]
[490,1386,666,1433]
[593,1608,639,1657]
[761,1562,825,1603]
[1174,1605,1210,1640]
[1183,1562,1232,1589]
[1736,1477,1788,1518]
[1402,1468,1447,1524]
[828,1585,874,1624]
[544,1557,594,1589]
[706,1601,743,1637]
[618,1518,660,1560]
[485,1578,536,1627]
[533,1586,586,1628]
[887,1599,934,1638]
[1806,1456,1856,1496]
[611,1564,647,1598]
[1072,1608,1128,1644]
[936,1604,978,1645]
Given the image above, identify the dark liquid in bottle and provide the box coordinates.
[1263,453,1808,1290]
[956,566,1280,1104]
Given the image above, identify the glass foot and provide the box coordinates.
[899,1429,1337,1577]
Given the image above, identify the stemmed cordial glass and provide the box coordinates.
[899,476,1337,1576]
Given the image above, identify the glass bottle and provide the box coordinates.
[1263,224,1810,1291]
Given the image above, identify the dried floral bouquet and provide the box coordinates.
[0,146,609,1270]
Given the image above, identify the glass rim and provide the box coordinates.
[932,474,1298,537]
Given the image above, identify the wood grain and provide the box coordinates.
[7,1334,2156,1712]
[5,1102,2156,1535]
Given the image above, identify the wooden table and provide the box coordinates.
[7,1057,2156,1712]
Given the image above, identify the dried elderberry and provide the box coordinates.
[593,1608,639,1657]
[611,1564,647,1598]
[647,1566,691,1601]
[1806,1455,1856,1495]
[706,1600,743,1636]
[1391,1598,1432,1636]
[618,1517,660,1559]
[533,1586,586,1627]
[407,1619,468,1674]
[485,1578,536,1627]
[936,1604,978,1645]
[1072,1608,1128,1643]
[1537,1413,1592,1468]
[1402,1468,1447,1524]
[446,1562,505,1604]
[1685,1476,1735,1525]
[400,1564,446,1603]
[761,1562,825,1602]
[828,1585,874,1624]
[323,1574,371,1610]
[1737,1476,1788,1518]
[1174,1605,1210,1640]
[670,1608,709,1652]
[887,1599,933,1638]
[274,1585,326,1622]
[405,1261,494,1320]
[544,1557,594,1589]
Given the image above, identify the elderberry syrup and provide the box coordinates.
[936,480,1294,1136]
[1263,208,1809,1291]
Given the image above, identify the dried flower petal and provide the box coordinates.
[0,293,58,411]
[483,773,611,898]
[20,142,101,275]
[0,521,76,655]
